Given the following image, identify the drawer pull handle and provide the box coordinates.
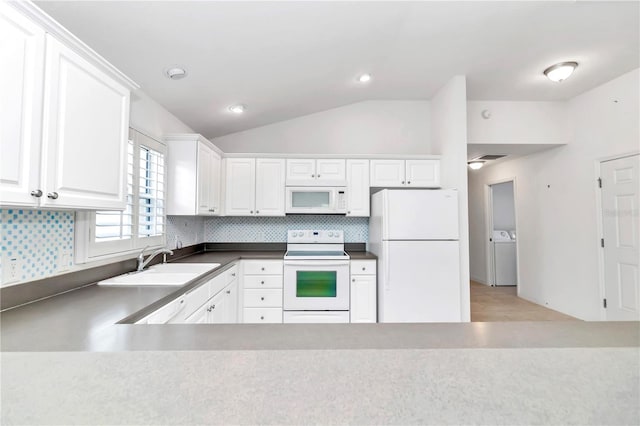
[226,290,231,294]
[261,267,265,271]
[352,278,355,282]
[362,267,366,271]
[261,297,265,301]
[232,273,236,277]
[261,281,265,284]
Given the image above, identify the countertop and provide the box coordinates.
[2,249,638,354]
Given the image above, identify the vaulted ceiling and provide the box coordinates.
[37,1,639,138]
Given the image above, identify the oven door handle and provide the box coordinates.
[284,260,350,267]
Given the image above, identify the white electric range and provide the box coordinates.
[283,230,350,323]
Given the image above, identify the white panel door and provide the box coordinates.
[602,155,640,321]
[383,189,459,240]
[225,158,255,215]
[41,35,130,210]
[405,160,440,188]
[209,152,221,214]
[380,240,460,323]
[316,159,346,183]
[350,274,377,323]
[0,4,45,206]
[255,158,285,216]
[286,159,315,183]
[346,159,370,217]
[196,142,214,215]
[370,160,405,187]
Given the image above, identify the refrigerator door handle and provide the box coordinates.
[384,243,390,291]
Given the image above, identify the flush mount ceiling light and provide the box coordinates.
[357,73,372,83]
[543,61,578,82]
[228,104,246,114]
[468,161,485,170]
[165,67,187,80]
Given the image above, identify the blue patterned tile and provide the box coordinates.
[0,209,74,285]
[203,215,369,243]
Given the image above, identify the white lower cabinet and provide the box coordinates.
[350,260,377,323]
[242,259,283,323]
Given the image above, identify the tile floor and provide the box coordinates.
[470,281,578,322]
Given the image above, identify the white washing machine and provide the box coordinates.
[493,230,517,286]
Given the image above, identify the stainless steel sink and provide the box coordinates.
[98,263,220,286]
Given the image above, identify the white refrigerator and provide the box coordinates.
[369,189,461,323]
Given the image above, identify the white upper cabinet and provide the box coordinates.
[346,159,370,217]
[405,159,440,187]
[225,158,285,216]
[166,135,222,216]
[0,2,45,207]
[225,158,256,216]
[197,142,221,215]
[286,158,346,186]
[255,158,286,216]
[369,160,405,187]
[0,3,136,210]
[41,35,130,209]
[370,159,440,188]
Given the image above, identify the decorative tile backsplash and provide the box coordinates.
[0,209,74,285]
[166,216,205,249]
[204,215,369,242]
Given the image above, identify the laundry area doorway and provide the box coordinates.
[486,179,518,289]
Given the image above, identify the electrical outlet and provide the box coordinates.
[2,256,21,285]
[55,247,72,273]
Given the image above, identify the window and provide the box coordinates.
[76,129,166,262]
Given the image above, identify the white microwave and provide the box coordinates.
[285,186,347,214]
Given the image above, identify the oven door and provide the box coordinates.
[283,260,350,311]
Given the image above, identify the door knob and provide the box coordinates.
[47,192,59,199]
[408,181,411,184]
[30,189,43,198]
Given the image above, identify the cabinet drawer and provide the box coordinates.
[351,260,376,275]
[244,275,283,289]
[226,264,239,284]
[243,260,283,275]
[243,308,283,323]
[244,289,282,307]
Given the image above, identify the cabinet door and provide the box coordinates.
[255,158,285,216]
[286,159,315,184]
[405,160,440,188]
[0,4,45,206]
[225,158,256,215]
[350,275,377,323]
[207,290,227,324]
[223,280,239,323]
[209,152,221,213]
[346,159,370,217]
[196,142,214,215]
[316,159,346,183]
[41,35,130,210]
[370,160,405,187]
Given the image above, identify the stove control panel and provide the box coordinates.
[287,230,344,243]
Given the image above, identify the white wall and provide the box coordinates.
[468,68,640,320]
[130,90,194,139]
[430,76,470,322]
[211,100,431,154]
[492,181,515,230]
[467,101,569,144]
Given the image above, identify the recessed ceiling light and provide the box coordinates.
[228,104,246,114]
[468,161,485,170]
[543,61,578,82]
[165,67,187,80]
[357,73,372,83]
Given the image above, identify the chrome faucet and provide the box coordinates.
[137,247,174,272]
